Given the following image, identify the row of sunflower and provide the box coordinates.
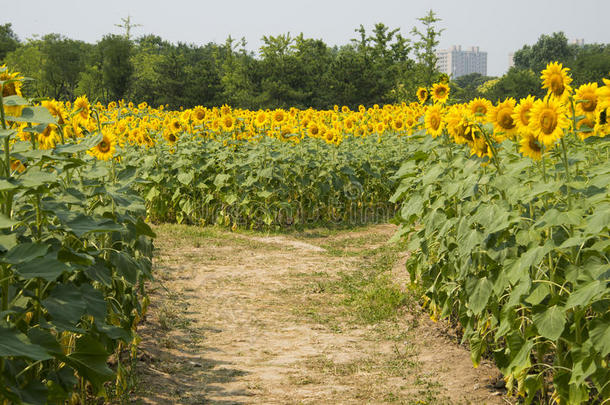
[0,66,154,404]
[392,63,609,404]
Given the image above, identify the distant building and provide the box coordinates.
[436,45,487,78]
[570,38,585,47]
[508,52,515,69]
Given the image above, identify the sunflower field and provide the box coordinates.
[0,59,608,404]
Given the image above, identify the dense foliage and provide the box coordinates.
[392,64,610,403]
[0,68,154,403]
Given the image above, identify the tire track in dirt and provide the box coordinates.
[135,224,508,404]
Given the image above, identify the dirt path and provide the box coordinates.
[134,224,508,404]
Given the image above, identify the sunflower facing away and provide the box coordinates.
[73,95,91,121]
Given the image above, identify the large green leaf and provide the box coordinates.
[588,319,610,356]
[42,283,86,331]
[3,242,49,265]
[14,254,72,281]
[5,106,57,124]
[533,305,566,341]
[0,325,52,360]
[467,277,493,315]
[65,335,114,393]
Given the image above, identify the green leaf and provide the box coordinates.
[0,213,17,229]
[3,242,49,265]
[177,171,194,185]
[588,319,610,356]
[84,262,113,287]
[468,277,493,315]
[14,254,72,281]
[525,283,549,306]
[0,325,52,360]
[109,251,138,285]
[565,281,604,309]
[5,106,57,124]
[59,214,124,238]
[533,305,566,341]
[54,132,103,154]
[42,283,86,331]
[65,335,113,393]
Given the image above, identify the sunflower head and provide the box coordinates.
[468,98,491,122]
[529,96,570,147]
[490,98,517,141]
[416,87,429,104]
[431,83,450,104]
[73,96,91,120]
[424,104,445,137]
[519,131,543,161]
[0,65,24,97]
[540,62,572,99]
[89,130,117,161]
[574,83,598,115]
[512,95,536,133]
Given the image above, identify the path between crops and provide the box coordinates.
[134,224,509,404]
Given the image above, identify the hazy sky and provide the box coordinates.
[2,0,609,76]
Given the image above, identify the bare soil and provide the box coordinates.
[134,224,509,404]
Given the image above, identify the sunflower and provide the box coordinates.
[470,136,492,159]
[307,122,320,138]
[89,130,116,161]
[424,104,445,137]
[0,66,24,116]
[392,115,405,132]
[529,96,570,147]
[574,83,598,115]
[446,105,473,145]
[416,87,428,104]
[593,106,608,137]
[431,83,450,104]
[169,118,182,134]
[73,96,91,120]
[0,66,23,97]
[272,109,286,125]
[469,98,492,122]
[512,95,536,133]
[254,110,268,127]
[540,61,572,99]
[575,113,596,140]
[163,129,179,145]
[519,131,543,160]
[192,106,206,122]
[489,98,517,141]
[341,105,350,114]
[38,124,61,149]
[220,104,232,116]
[221,115,234,131]
[43,100,68,125]
[375,121,386,134]
[597,78,610,110]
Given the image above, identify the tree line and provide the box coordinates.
[1,18,609,109]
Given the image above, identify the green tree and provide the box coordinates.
[513,32,573,73]
[98,34,133,101]
[451,73,497,102]
[411,10,443,87]
[0,23,20,61]
[481,68,543,102]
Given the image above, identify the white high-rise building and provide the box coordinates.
[436,45,488,78]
